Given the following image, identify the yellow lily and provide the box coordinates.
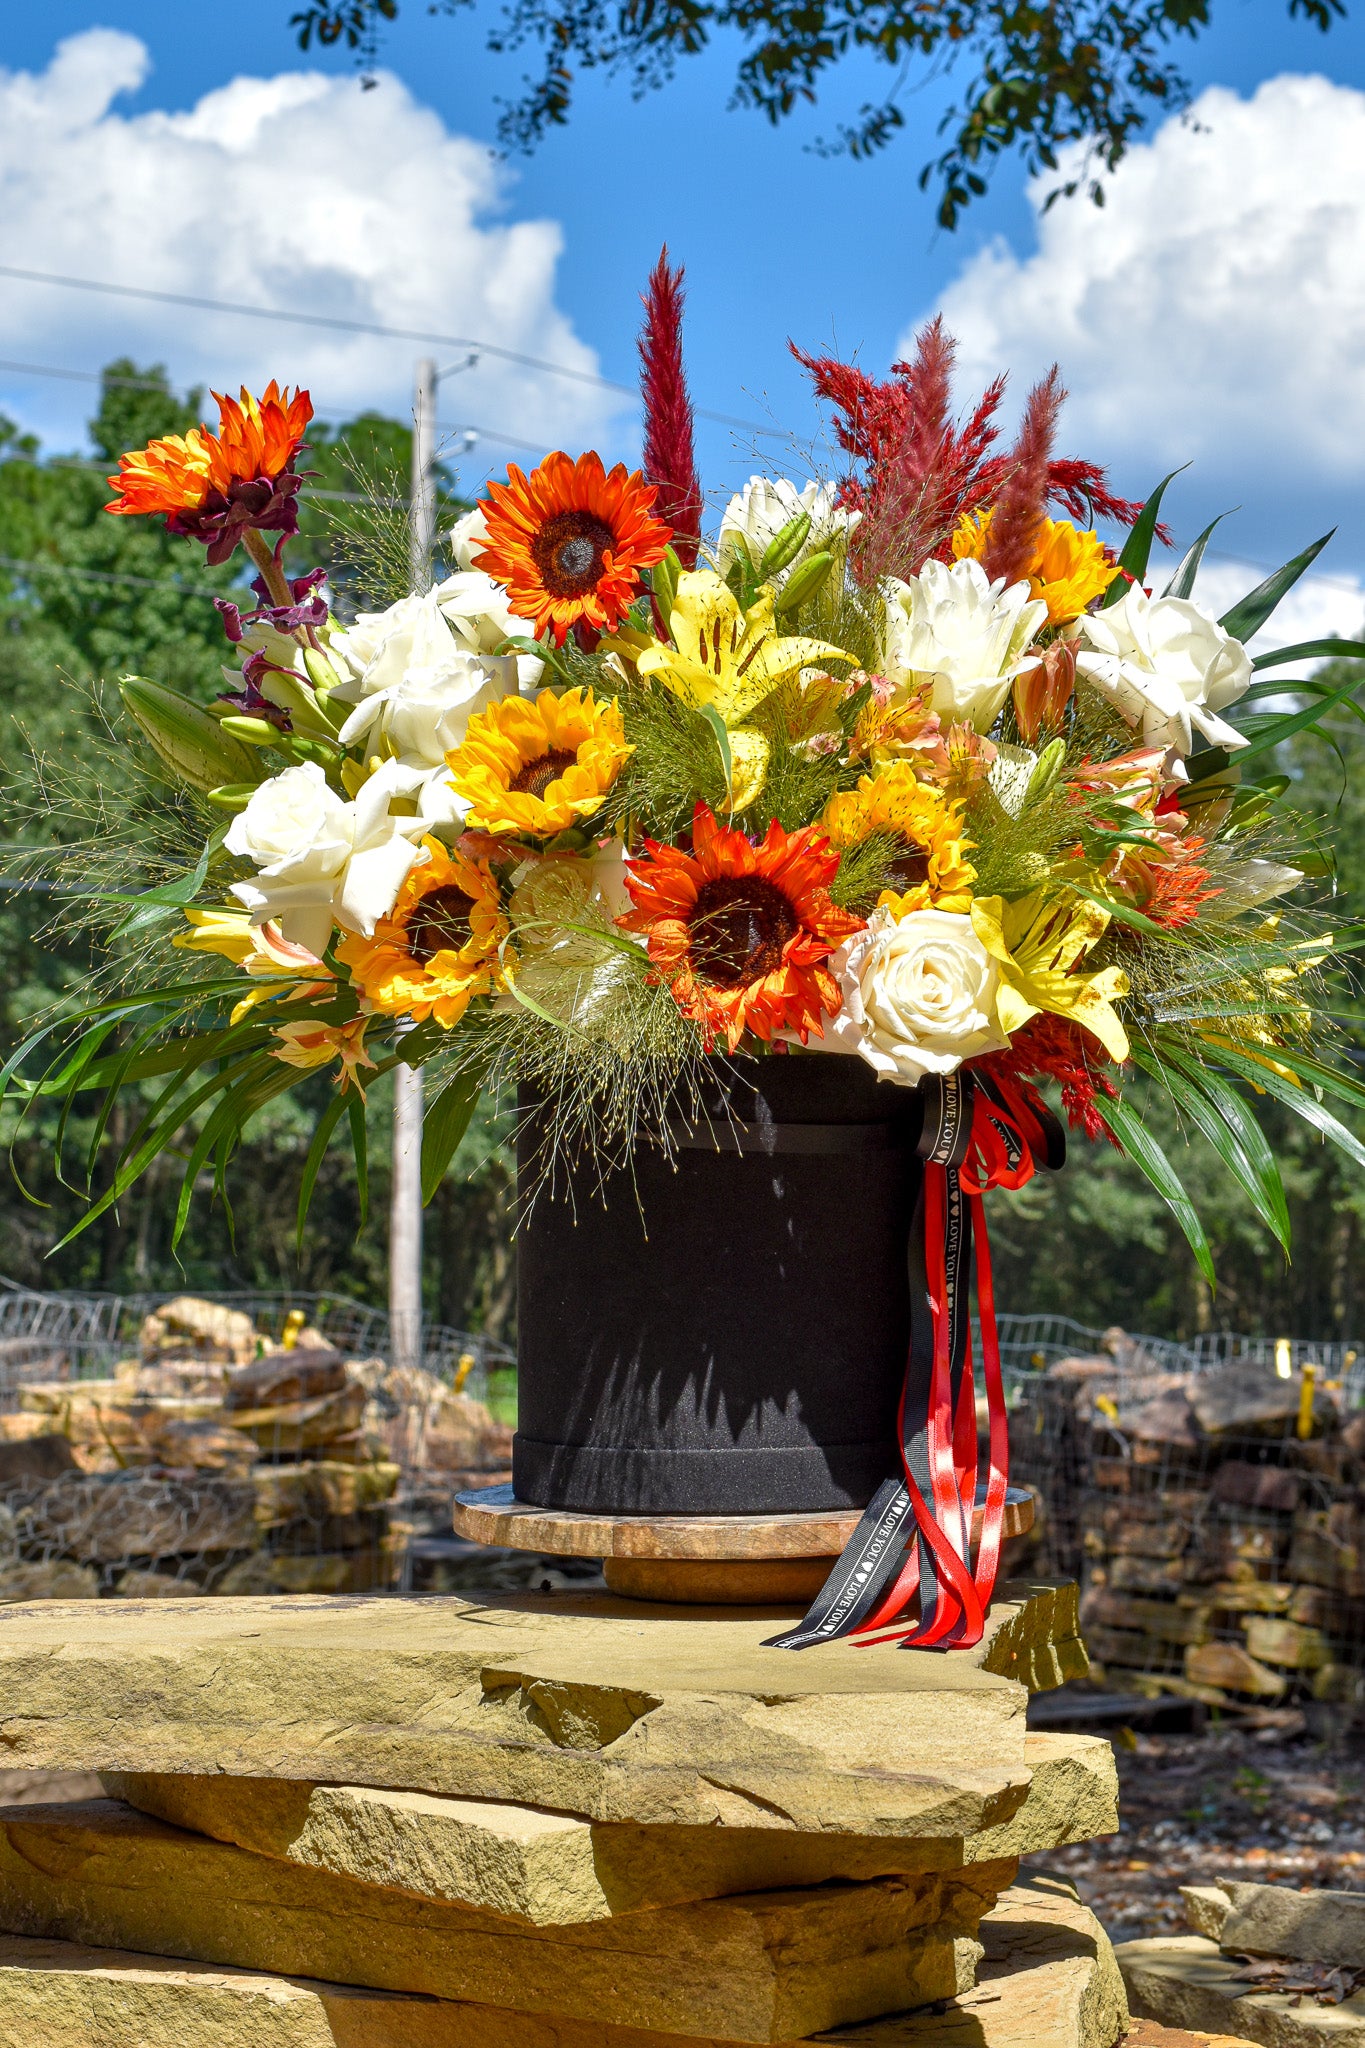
[637,570,847,809]
[971,890,1131,1061]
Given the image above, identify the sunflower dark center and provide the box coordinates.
[886,837,932,889]
[509,747,577,799]
[407,885,476,964]
[530,509,616,597]
[688,876,799,989]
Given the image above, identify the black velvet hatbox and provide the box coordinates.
[513,1053,925,1516]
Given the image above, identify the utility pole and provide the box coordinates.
[389,356,438,1376]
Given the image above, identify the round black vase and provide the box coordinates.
[512,1054,925,1515]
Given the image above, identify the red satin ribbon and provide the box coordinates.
[852,1077,1045,1651]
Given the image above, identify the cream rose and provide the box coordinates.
[226,761,426,956]
[821,906,1009,1085]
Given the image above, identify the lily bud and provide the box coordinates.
[651,548,681,626]
[205,784,259,812]
[774,549,833,616]
[218,715,282,747]
[302,646,344,698]
[759,509,812,579]
[120,676,262,792]
[1013,640,1076,744]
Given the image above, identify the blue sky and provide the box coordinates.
[3,0,1365,635]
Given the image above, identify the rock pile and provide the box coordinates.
[1119,1877,1365,2044]
[0,1582,1130,2045]
[0,1296,511,1599]
[1011,1349,1365,1722]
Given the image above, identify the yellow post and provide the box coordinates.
[1297,1362,1317,1440]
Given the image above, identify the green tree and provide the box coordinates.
[291,0,1342,227]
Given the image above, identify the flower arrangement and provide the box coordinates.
[10,263,1365,1648]
[30,304,1357,1268]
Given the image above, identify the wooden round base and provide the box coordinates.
[452,1483,1034,1606]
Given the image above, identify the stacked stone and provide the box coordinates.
[0,1297,513,1601]
[1014,1355,1365,1720]
[0,1578,1126,2045]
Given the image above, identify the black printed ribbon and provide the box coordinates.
[765,1067,1064,1653]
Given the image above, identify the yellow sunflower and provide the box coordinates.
[336,840,508,1028]
[952,510,1113,626]
[822,763,975,915]
[447,687,631,839]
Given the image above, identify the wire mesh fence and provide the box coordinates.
[0,1279,518,1601]
[1005,1320,1365,1727]
[1,1276,1363,1707]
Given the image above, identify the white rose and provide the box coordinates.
[819,906,1008,1085]
[447,506,491,572]
[226,760,426,955]
[225,761,351,882]
[1074,584,1252,758]
[882,557,1047,733]
[328,588,522,835]
[436,569,545,689]
[717,477,859,583]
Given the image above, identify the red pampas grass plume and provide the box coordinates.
[981,367,1063,587]
[638,247,702,568]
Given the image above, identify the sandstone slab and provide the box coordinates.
[1118,1935,1365,2045]
[0,1799,998,2040]
[103,1730,1115,1922]
[0,1585,1075,1833]
[839,1874,1127,2047]
[1200,1882,1365,1970]
[0,1874,1127,2048]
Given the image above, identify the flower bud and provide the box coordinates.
[1012,640,1076,743]
[758,509,812,579]
[120,676,262,791]
[774,549,833,616]
[205,784,259,812]
[651,548,681,626]
[218,715,282,746]
[302,646,344,697]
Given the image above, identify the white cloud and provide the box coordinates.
[917,74,1365,487]
[1163,554,1365,659]
[0,31,617,466]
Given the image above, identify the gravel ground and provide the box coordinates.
[1025,1725,1365,1945]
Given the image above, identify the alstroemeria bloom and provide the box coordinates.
[1074,585,1252,757]
[818,906,1008,1084]
[971,891,1130,1061]
[226,760,427,956]
[882,558,1047,733]
[172,905,332,1023]
[717,478,859,584]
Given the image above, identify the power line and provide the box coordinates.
[0,354,611,468]
[0,554,225,600]
[0,261,782,436]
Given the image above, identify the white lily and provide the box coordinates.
[717,477,859,584]
[882,558,1047,733]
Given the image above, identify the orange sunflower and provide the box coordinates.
[619,802,865,1051]
[106,382,313,566]
[336,840,508,1028]
[472,451,671,644]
